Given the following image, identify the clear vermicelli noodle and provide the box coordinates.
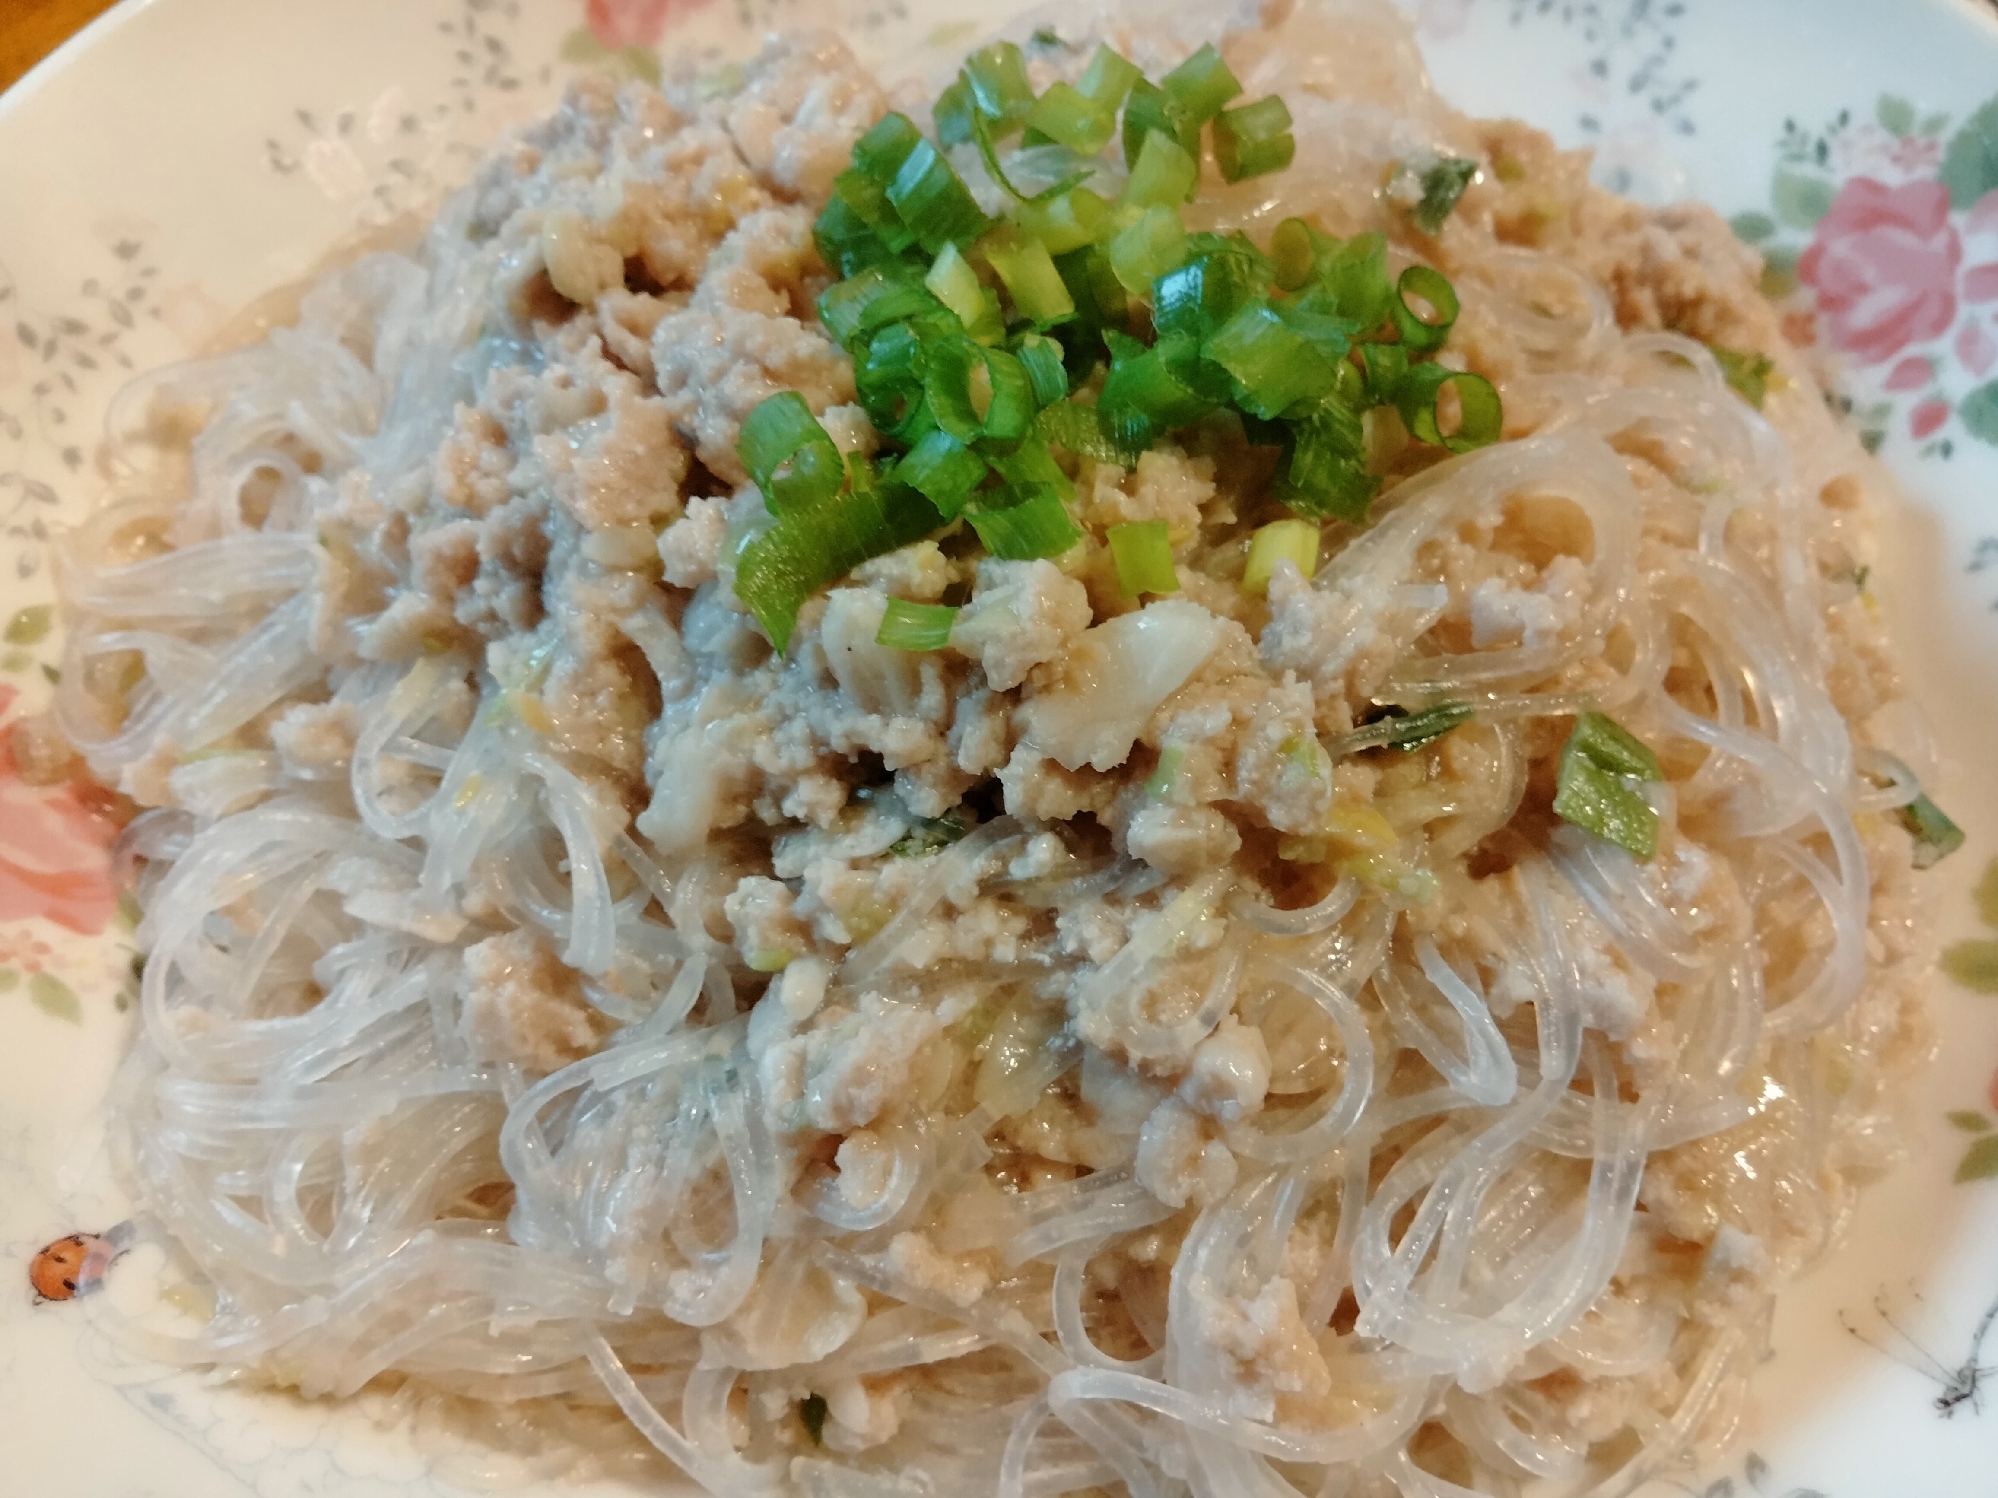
[56,1,1940,1494]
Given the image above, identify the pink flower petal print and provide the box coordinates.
[584,0,711,49]
[1799,178,1962,365]
[1957,319,1998,378]
[0,697,119,938]
[1910,398,1952,439]
[1965,264,1998,303]
[1885,355,1932,391]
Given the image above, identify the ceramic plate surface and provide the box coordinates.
[4,1,1998,1494]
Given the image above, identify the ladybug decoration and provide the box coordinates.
[28,1222,131,1303]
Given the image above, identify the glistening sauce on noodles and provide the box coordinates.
[52,2,1948,1494]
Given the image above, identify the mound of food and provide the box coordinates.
[56,1,1944,1493]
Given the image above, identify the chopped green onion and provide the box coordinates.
[1108,519,1179,596]
[963,43,1035,136]
[986,437,1074,502]
[926,243,1003,342]
[934,78,975,147]
[1145,743,1186,799]
[1709,344,1775,409]
[1360,342,1408,403]
[854,322,933,436]
[1014,186,1111,254]
[1552,711,1663,860]
[967,101,1095,206]
[832,168,918,255]
[1568,711,1662,780]
[1275,397,1376,523]
[1122,130,1199,209]
[877,597,960,650]
[1028,82,1116,154]
[1122,78,1197,175]
[926,336,1037,444]
[1241,517,1320,594]
[983,228,1076,325]
[1269,217,1334,293]
[1099,332,1223,451]
[735,460,944,652]
[1900,792,1966,869]
[1161,43,1242,126]
[1153,236,1272,340]
[813,194,897,278]
[1392,364,1503,452]
[1204,302,1338,418]
[888,139,993,254]
[854,111,925,184]
[817,263,922,347]
[1404,156,1479,235]
[1314,231,1394,329]
[1391,264,1460,353]
[966,483,1083,559]
[1372,702,1474,752]
[892,807,973,856]
[1012,334,1070,406]
[1054,244,1127,334]
[1036,398,1141,464]
[738,392,845,512]
[1108,204,1190,296]
[1212,96,1295,183]
[894,428,987,517]
[1078,45,1141,109]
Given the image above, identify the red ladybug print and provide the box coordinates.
[28,1221,132,1302]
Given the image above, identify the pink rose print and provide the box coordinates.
[1957,318,1998,379]
[1910,398,1952,439]
[0,685,119,937]
[1889,136,1942,176]
[584,0,708,49]
[1799,178,1962,365]
[1884,355,1932,391]
[1961,190,1998,304]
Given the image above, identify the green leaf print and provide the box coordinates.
[1947,1110,1993,1132]
[3,604,50,646]
[0,968,19,994]
[1940,94,1998,208]
[1728,211,1776,244]
[27,973,81,1025]
[1957,1133,1998,1183]
[1771,168,1835,229]
[1876,94,1916,137]
[1958,380,1998,445]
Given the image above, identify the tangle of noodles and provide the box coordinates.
[56,2,1938,1495]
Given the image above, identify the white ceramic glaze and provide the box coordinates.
[3,2,1996,1494]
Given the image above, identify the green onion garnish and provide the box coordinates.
[734,450,944,652]
[926,243,1003,343]
[894,428,987,517]
[877,598,960,650]
[1012,334,1070,406]
[892,807,973,856]
[1152,234,1272,340]
[1406,156,1479,235]
[738,392,845,512]
[1078,45,1141,109]
[926,336,1036,444]
[1028,82,1117,154]
[1014,186,1111,254]
[1212,96,1295,183]
[1108,204,1191,296]
[1241,517,1320,594]
[889,139,993,254]
[1123,129,1199,209]
[1160,44,1242,127]
[1108,519,1179,596]
[966,483,1083,560]
[1274,397,1376,524]
[1391,264,1461,354]
[1393,364,1504,453]
[1373,703,1474,752]
[1552,712,1664,860]
[1901,792,1966,869]
[1204,302,1338,419]
[1121,78,1197,177]
[983,229,1076,326]
[1036,398,1140,465]
[1145,744,1186,799]
[1710,344,1775,409]
[964,42,1035,135]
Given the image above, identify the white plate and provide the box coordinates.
[4,1,1998,1494]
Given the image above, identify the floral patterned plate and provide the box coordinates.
[5,0,1998,1494]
